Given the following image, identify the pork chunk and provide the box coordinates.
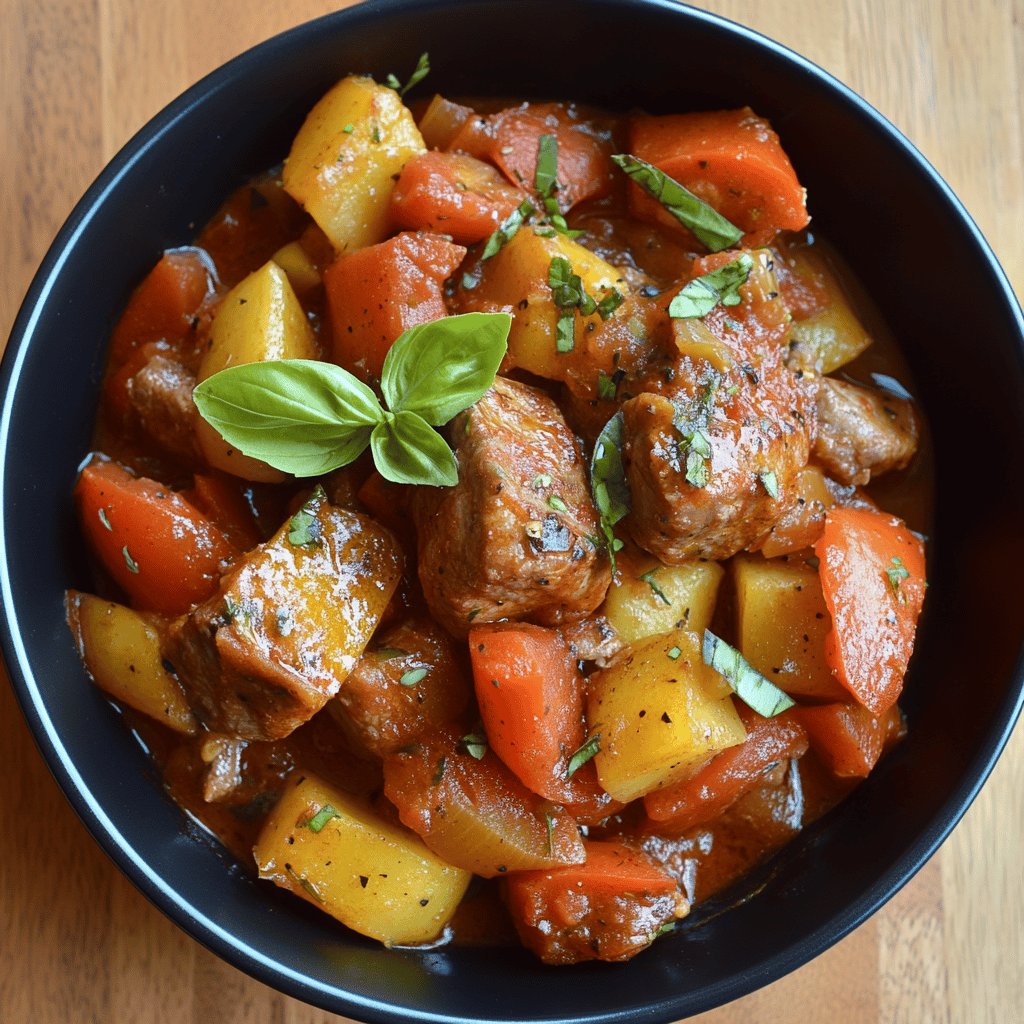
[413,376,610,637]
[813,377,919,485]
[127,352,200,461]
[622,359,814,563]
[165,490,403,740]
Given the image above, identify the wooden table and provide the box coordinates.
[1,1,1021,1021]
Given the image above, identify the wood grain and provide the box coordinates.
[1,1,1021,1021]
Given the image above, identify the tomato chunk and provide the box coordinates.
[75,459,235,615]
[815,507,926,715]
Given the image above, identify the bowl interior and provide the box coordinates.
[3,1,1023,1022]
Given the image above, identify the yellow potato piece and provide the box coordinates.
[733,554,846,701]
[587,629,745,803]
[602,551,723,644]
[255,771,470,947]
[196,260,317,481]
[272,240,321,295]
[283,75,425,252]
[68,591,196,734]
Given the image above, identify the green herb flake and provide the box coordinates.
[288,487,325,548]
[566,734,601,778]
[555,312,575,353]
[597,288,625,320]
[759,469,780,499]
[400,667,428,687]
[668,254,754,320]
[457,733,488,760]
[303,803,342,833]
[342,123,355,134]
[667,645,682,661]
[885,556,910,599]
[702,629,795,717]
[98,508,113,531]
[639,569,671,606]
[597,370,618,401]
[122,545,139,574]
[590,410,630,574]
[654,922,677,940]
[481,199,535,261]
[386,52,430,97]
[547,494,568,513]
[532,473,553,490]
[611,153,744,252]
[376,647,409,661]
[535,134,559,198]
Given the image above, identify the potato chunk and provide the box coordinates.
[255,771,470,947]
[601,549,723,644]
[196,260,317,480]
[68,591,196,734]
[283,76,426,252]
[733,554,846,701]
[166,490,403,740]
[587,630,745,802]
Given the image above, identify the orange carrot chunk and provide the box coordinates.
[643,705,808,830]
[323,231,466,381]
[469,623,586,803]
[794,701,906,778]
[75,459,235,615]
[390,151,527,245]
[815,507,926,715]
[628,107,809,247]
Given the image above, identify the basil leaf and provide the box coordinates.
[611,153,743,252]
[668,254,754,319]
[288,486,325,548]
[381,312,511,426]
[193,359,382,477]
[303,804,341,833]
[481,199,535,261]
[590,410,630,572]
[371,411,458,487]
[702,629,795,717]
[535,134,558,198]
[566,734,600,777]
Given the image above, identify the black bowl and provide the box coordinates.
[3,1,1023,1021]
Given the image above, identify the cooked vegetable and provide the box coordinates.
[815,507,926,715]
[668,253,754,318]
[254,771,470,946]
[68,592,196,734]
[282,75,426,251]
[75,459,235,616]
[587,629,746,802]
[794,701,905,778]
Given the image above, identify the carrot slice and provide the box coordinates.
[75,459,235,615]
[628,107,809,247]
[643,705,808,830]
[469,624,586,803]
[390,151,527,245]
[815,507,926,715]
[185,473,262,551]
[323,231,467,381]
[795,701,905,778]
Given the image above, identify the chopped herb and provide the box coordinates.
[532,473,553,490]
[432,756,448,785]
[702,630,795,717]
[457,733,488,760]
[371,122,383,144]
[385,51,430,97]
[547,494,568,513]
[303,804,341,833]
[481,199,535,261]
[683,429,711,488]
[885,556,910,599]
[671,375,719,490]
[590,410,630,574]
[759,469,780,499]
[342,123,355,133]
[400,667,428,687]
[566,734,601,777]
[639,568,671,606]
[376,646,409,660]
[597,370,618,401]
[667,645,682,661]
[668,254,754,319]
[288,487,325,548]
[654,922,677,939]
[98,508,112,531]
[596,288,625,320]
[611,153,743,251]
[122,545,139,574]
[535,134,559,197]
[555,312,575,353]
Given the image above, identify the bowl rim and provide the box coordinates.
[3,1,1024,1021]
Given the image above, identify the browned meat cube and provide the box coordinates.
[413,376,610,637]
[813,377,919,485]
[165,489,403,740]
[328,618,472,757]
[127,352,200,461]
[622,359,814,563]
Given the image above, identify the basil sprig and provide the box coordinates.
[611,153,743,252]
[384,52,430,98]
[669,254,754,319]
[702,630,795,717]
[193,312,511,487]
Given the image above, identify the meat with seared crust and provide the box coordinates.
[127,352,200,461]
[413,376,610,637]
[813,377,919,485]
